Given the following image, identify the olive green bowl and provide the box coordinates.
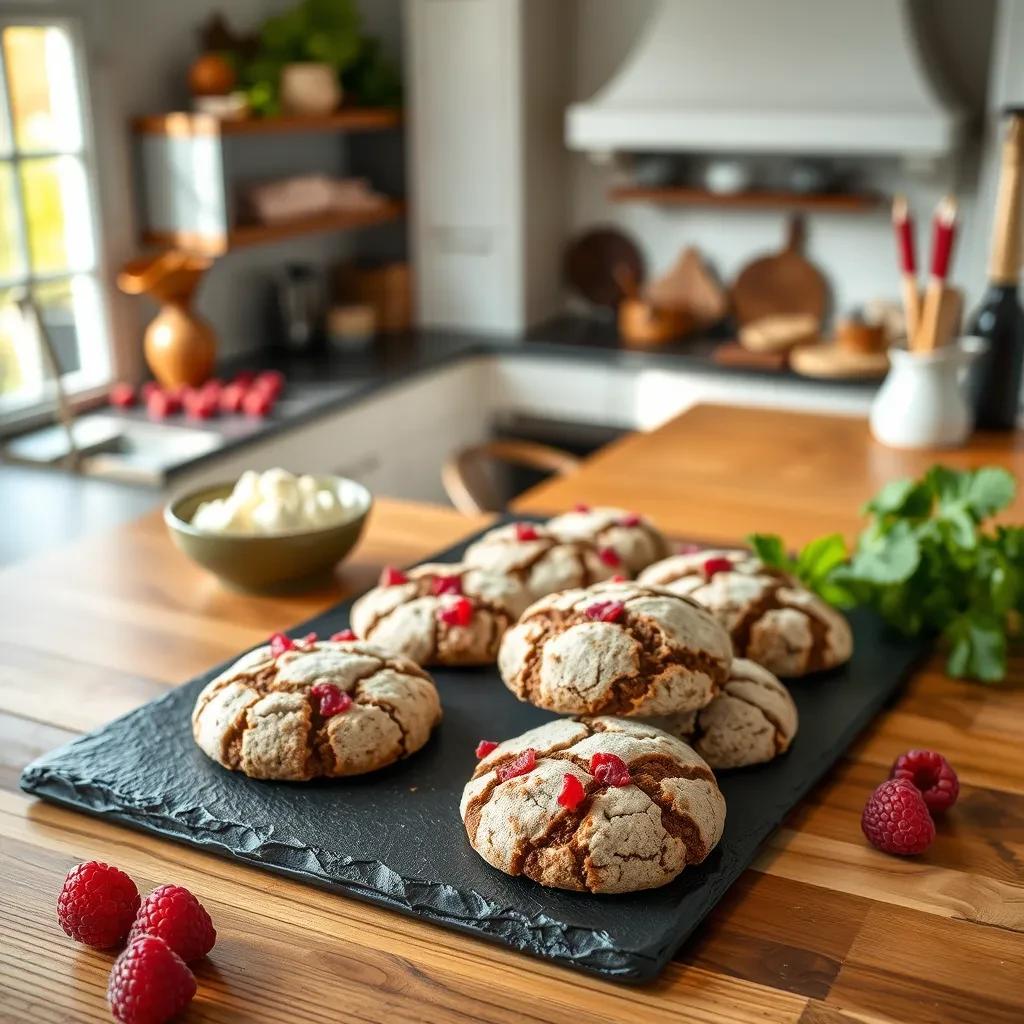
[164,476,372,592]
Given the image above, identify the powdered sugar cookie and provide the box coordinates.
[546,505,669,574]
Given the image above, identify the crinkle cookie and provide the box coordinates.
[643,659,798,769]
[350,563,520,666]
[498,580,732,717]
[192,635,441,780]
[460,717,726,893]
[546,505,669,574]
[638,550,853,677]
[463,521,621,613]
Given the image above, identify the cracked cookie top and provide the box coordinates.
[498,580,733,717]
[460,717,726,893]
[192,637,441,780]
[643,658,798,769]
[545,505,669,574]
[638,550,853,677]
[349,563,522,666]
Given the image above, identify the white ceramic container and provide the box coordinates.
[280,63,342,117]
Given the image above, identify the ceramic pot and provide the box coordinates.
[870,337,987,449]
[280,63,341,117]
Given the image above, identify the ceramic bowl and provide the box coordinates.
[165,476,372,591]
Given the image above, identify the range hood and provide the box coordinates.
[566,0,964,158]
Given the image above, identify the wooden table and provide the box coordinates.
[2,405,1022,1024]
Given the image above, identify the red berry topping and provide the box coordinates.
[514,522,540,542]
[598,546,622,568]
[241,387,273,418]
[703,556,734,579]
[297,631,318,648]
[585,600,625,623]
[431,573,463,596]
[109,382,136,408]
[269,632,295,658]
[557,773,586,810]
[219,381,247,414]
[380,566,408,586]
[330,629,357,642]
[618,513,642,527]
[678,542,702,555]
[610,574,627,583]
[590,752,632,787]
[128,884,216,963]
[438,596,474,627]
[57,861,140,949]
[861,778,935,856]
[891,749,959,813]
[310,682,352,717]
[108,935,196,1024]
[573,502,591,513]
[496,747,537,783]
[475,739,499,759]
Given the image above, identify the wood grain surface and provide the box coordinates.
[2,406,1023,1023]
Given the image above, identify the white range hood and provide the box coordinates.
[566,0,964,158]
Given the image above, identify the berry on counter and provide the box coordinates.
[496,747,536,783]
[107,935,196,1024]
[109,382,136,408]
[241,387,274,418]
[232,370,256,387]
[57,861,140,949]
[589,752,632,788]
[145,389,180,420]
[475,739,498,759]
[183,388,217,420]
[891,749,960,813]
[557,773,586,810]
[219,381,247,414]
[253,369,285,399]
[861,777,935,856]
[128,884,216,963]
[140,381,162,401]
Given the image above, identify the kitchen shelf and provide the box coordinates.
[132,107,401,137]
[609,186,883,213]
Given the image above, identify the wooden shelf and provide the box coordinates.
[132,107,401,138]
[141,200,405,255]
[609,186,883,213]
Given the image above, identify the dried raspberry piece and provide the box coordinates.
[380,566,408,587]
[703,556,734,579]
[431,574,463,596]
[330,629,357,642]
[297,632,318,648]
[891,749,959,813]
[861,777,935,855]
[514,522,539,542]
[496,748,536,782]
[585,600,625,623]
[618,513,642,527]
[437,596,473,627]
[678,542,702,555]
[310,683,352,717]
[557,773,586,810]
[475,739,499,759]
[269,632,295,658]
[573,502,591,513]
[598,546,622,568]
[610,574,627,583]
[590,752,632,787]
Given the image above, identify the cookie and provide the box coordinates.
[546,505,669,574]
[463,521,621,612]
[498,580,732,716]
[460,717,726,893]
[350,563,521,666]
[638,550,853,677]
[644,659,798,769]
[192,637,441,780]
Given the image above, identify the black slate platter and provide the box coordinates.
[21,520,928,982]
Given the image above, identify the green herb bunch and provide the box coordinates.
[749,465,1023,683]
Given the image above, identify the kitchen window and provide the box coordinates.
[0,16,109,424]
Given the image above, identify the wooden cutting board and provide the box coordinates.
[732,216,828,326]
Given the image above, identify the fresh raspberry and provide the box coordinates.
[514,522,539,542]
[585,600,625,623]
[219,381,247,414]
[269,632,295,658]
[431,574,462,596]
[891,749,959,813]
[128,884,216,963]
[57,861,140,949]
[497,748,536,782]
[140,381,162,401]
[183,388,217,420]
[253,370,286,398]
[703,557,734,579]
[241,387,273,417]
[861,778,935,856]
[109,382,136,408]
[232,370,256,387]
[310,683,352,717]
[438,596,474,627]
[145,389,179,419]
[557,774,586,810]
[475,739,498,759]
[618,513,641,527]
[573,502,591,513]
[598,546,622,568]
[108,935,196,1024]
[590,752,632,787]
[330,629,357,642]
[380,566,408,586]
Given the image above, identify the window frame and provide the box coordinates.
[0,10,113,432]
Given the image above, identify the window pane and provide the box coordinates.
[2,26,82,153]
[34,276,83,375]
[0,61,11,156]
[0,162,25,279]
[0,288,31,397]
[20,155,94,274]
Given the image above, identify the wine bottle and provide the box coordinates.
[969,112,1024,430]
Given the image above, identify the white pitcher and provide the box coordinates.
[870,337,988,449]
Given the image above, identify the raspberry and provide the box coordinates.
[241,388,273,418]
[437,596,473,627]
[861,778,935,856]
[431,574,463,596]
[183,388,217,420]
[128,884,216,963]
[297,631,318,648]
[253,370,286,398]
[514,522,539,542]
[232,370,256,387]
[108,935,196,1024]
[380,566,408,586]
[330,629,357,642]
[703,557,734,579]
[269,632,295,658]
[475,739,498,759]
[219,381,247,414]
[585,600,625,623]
[618,513,641,527]
[557,773,586,810]
[57,861,140,949]
[310,683,352,717]
[573,502,591,513]
[590,752,632,787]
[140,381,162,401]
[678,542,702,555]
[497,748,537,782]
[891,749,959,813]
[598,547,622,568]
[146,390,178,419]
[109,382,136,408]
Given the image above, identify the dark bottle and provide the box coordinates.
[969,113,1024,429]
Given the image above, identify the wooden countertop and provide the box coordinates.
[3,405,1022,1023]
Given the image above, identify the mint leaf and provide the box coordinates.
[944,612,1006,683]
[747,533,791,571]
[965,467,1017,519]
[846,519,920,585]
[864,478,932,519]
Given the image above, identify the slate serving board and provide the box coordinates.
[21,521,928,982]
